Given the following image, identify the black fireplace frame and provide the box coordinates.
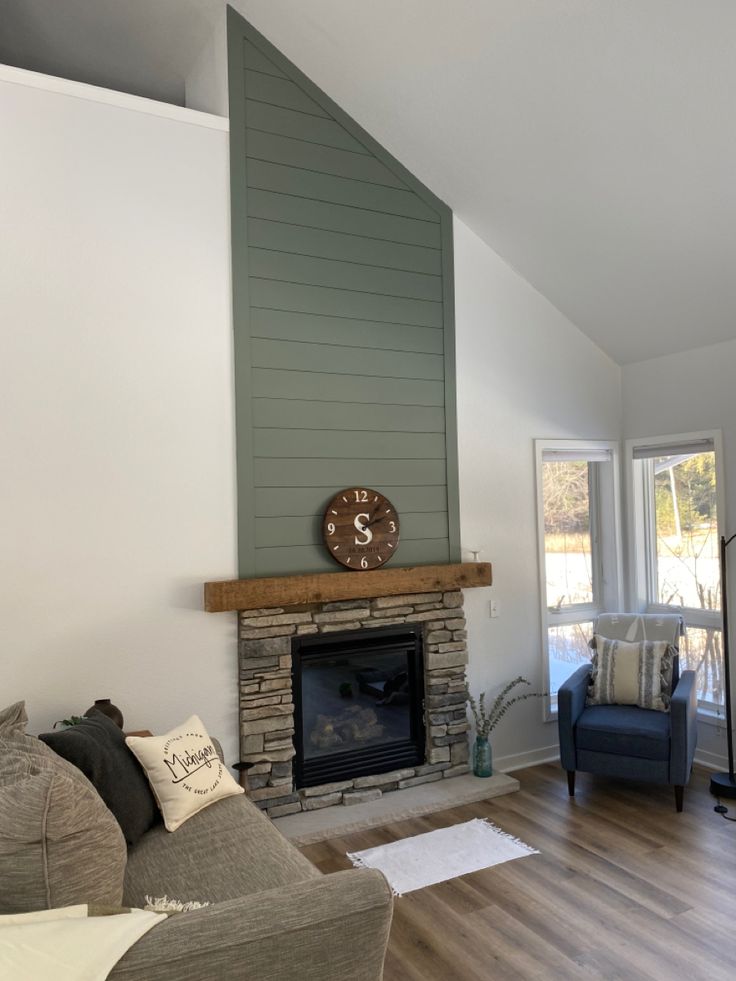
[292,625,426,789]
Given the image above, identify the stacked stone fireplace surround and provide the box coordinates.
[239,590,471,818]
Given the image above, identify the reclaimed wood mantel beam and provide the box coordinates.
[204,563,492,613]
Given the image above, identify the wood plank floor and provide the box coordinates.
[300,764,736,980]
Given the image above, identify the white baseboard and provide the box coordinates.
[495,744,560,773]
[491,744,728,775]
[694,748,729,771]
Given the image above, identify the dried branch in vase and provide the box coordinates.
[466,677,547,737]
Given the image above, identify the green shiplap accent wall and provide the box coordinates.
[227,7,460,577]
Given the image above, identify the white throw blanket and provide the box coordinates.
[0,904,164,981]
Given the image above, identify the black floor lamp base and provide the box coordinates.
[710,771,736,799]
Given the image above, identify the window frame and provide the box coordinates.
[625,429,726,718]
[535,439,623,721]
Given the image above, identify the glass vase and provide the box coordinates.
[473,735,493,777]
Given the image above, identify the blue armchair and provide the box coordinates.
[558,614,698,811]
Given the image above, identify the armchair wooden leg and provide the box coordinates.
[567,771,576,797]
[674,785,684,812]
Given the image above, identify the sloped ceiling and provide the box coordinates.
[2,0,735,365]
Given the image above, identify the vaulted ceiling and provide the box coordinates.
[3,1,735,365]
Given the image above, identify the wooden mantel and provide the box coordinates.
[204,563,492,613]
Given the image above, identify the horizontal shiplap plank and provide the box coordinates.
[246,100,368,154]
[253,428,446,460]
[251,368,444,405]
[256,515,319,548]
[389,537,452,566]
[247,159,438,223]
[250,308,444,354]
[245,69,329,118]
[253,538,451,576]
[251,338,444,380]
[252,398,446,433]
[247,190,442,248]
[247,219,441,276]
[253,485,449,518]
[246,130,407,190]
[255,511,448,548]
[249,280,443,328]
[248,248,442,302]
[253,457,447,488]
[244,41,287,79]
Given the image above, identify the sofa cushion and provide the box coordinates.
[123,793,320,908]
[126,715,243,832]
[0,740,127,913]
[0,704,88,780]
[576,704,671,761]
[0,700,28,736]
[40,711,158,846]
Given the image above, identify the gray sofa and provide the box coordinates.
[0,704,393,980]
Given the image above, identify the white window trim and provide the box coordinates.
[624,429,726,719]
[535,438,623,722]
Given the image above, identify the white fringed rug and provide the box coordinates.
[347,818,539,896]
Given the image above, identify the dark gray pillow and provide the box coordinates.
[40,711,158,845]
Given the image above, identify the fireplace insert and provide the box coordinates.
[292,625,425,788]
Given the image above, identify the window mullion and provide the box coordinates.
[548,605,599,625]
[589,463,604,606]
[641,461,658,606]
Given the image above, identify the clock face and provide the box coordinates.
[323,487,400,571]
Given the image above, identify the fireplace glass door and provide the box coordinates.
[292,626,425,788]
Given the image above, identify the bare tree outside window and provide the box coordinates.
[542,460,598,697]
[651,451,722,708]
[543,461,594,610]
[547,621,594,669]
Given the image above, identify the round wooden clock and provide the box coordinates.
[323,487,400,570]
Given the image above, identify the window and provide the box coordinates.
[628,433,724,713]
[536,441,621,716]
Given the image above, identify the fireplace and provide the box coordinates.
[233,589,473,815]
[292,626,425,788]
[208,565,494,816]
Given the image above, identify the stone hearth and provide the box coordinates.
[239,590,471,818]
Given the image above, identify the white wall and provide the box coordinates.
[0,69,239,762]
[454,217,622,769]
[4,61,723,780]
[623,342,735,766]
